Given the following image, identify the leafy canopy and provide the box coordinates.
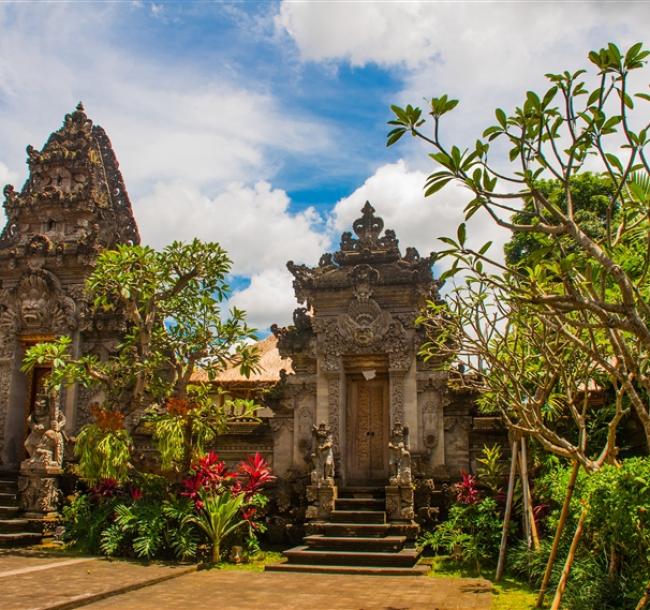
[388,42,650,463]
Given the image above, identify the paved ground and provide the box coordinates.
[0,549,493,610]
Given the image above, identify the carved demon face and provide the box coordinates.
[21,283,49,327]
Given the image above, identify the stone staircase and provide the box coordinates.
[266,487,428,576]
[0,473,41,547]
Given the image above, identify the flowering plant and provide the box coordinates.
[455,471,481,505]
[182,451,274,562]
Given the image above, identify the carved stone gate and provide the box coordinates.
[272,202,459,489]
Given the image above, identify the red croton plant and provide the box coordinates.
[181,451,275,561]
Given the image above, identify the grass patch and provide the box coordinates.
[490,577,536,610]
[421,556,536,609]
[203,550,285,572]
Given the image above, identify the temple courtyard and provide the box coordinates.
[1,548,493,610]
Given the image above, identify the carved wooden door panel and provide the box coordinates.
[346,374,389,483]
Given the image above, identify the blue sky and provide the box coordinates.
[1,1,648,333]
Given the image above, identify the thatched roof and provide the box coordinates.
[191,335,293,385]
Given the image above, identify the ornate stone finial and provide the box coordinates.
[76,101,85,112]
[334,202,400,265]
[352,201,383,244]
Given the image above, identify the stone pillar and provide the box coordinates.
[18,464,62,518]
[305,484,337,521]
[385,484,415,521]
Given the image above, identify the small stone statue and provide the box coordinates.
[310,423,335,487]
[389,421,412,486]
[23,392,66,468]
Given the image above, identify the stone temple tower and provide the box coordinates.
[0,103,139,472]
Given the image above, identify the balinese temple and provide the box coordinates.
[0,108,501,564]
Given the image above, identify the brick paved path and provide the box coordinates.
[88,570,492,610]
[0,549,492,610]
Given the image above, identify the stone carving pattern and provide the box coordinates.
[0,363,10,463]
[326,374,341,454]
[18,475,60,514]
[0,270,77,335]
[421,399,438,449]
[390,372,406,424]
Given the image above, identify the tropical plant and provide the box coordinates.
[422,495,502,573]
[387,42,650,452]
[476,443,505,496]
[387,43,650,606]
[21,239,261,482]
[181,451,274,563]
[63,474,203,561]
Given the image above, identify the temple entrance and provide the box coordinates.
[345,371,389,484]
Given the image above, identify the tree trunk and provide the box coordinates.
[212,540,221,564]
[550,506,588,610]
[635,579,650,610]
[495,437,519,582]
[536,460,580,609]
[520,437,540,550]
[519,438,532,549]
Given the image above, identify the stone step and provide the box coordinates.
[0,492,19,506]
[0,518,36,533]
[265,563,430,576]
[283,545,420,568]
[330,510,386,524]
[319,522,391,538]
[338,487,385,499]
[304,534,406,553]
[0,505,20,518]
[335,497,385,511]
[0,479,18,494]
[0,531,42,547]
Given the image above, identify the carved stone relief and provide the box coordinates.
[0,269,77,335]
[326,373,341,454]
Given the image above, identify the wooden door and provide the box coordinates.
[345,374,389,484]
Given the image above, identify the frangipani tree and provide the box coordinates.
[388,41,650,448]
[22,239,260,481]
[388,42,650,608]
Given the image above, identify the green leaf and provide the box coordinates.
[457,223,467,247]
[495,108,507,127]
[478,241,493,255]
[542,86,558,108]
[605,153,624,173]
[424,177,453,197]
[386,128,406,146]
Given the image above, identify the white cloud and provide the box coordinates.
[277,1,649,152]
[135,179,329,277]
[0,4,330,202]
[330,159,509,268]
[0,162,18,189]
[229,268,297,332]
[275,2,437,68]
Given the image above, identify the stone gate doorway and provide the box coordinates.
[345,370,389,485]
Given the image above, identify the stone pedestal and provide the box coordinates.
[385,484,414,521]
[18,463,63,519]
[305,484,337,520]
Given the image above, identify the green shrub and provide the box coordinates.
[532,457,650,609]
[421,496,502,572]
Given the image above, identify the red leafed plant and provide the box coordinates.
[239,452,275,496]
[181,451,274,562]
[455,471,481,505]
